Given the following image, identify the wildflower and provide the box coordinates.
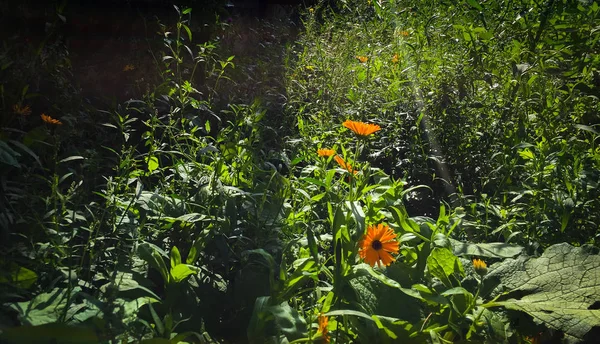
[356,55,368,63]
[398,30,409,37]
[317,314,330,343]
[318,148,336,157]
[334,155,358,175]
[472,258,488,276]
[309,7,314,13]
[40,113,63,125]
[342,119,381,137]
[391,54,399,64]
[123,64,135,72]
[13,104,32,116]
[359,224,399,267]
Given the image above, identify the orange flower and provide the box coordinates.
[123,64,135,72]
[41,113,63,125]
[334,155,358,175]
[391,54,399,63]
[318,148,336,157]
[398,30,409,37]
[342,119,381,137]
[317,314,330,343]
[13,104,32,116]
[359,224,399,267]
[356,55,368,63]
[472,258,488,275]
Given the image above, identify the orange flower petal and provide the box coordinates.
[359,224,399,268]
[378,250,396,266]
[318,148,336,157]
[342,120,381,137]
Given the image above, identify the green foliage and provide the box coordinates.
[485,244,600,343]
[1,0,599,342]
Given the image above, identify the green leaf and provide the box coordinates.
[0,262,37,289]
[182,24,192,41]
[488,244,600,342]
[465,0,483,10]
[169,264,199,283]
[0,140,21,168]
[145,156,159,172]
[170,246,182,268]
[427,247,464,287]
[450,239,523,258]
[518,148,534,160]
[58,156,85,163]
[8,287,81,326]
[351,264,423,300]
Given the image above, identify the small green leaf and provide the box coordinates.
[145,156,159,172]
[59,156,85,163]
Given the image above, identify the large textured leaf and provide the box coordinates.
[450,239,523,258]
[487,244,600,343]
[427,247,464,287]
[8,287,81,325]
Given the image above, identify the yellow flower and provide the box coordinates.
[472,258,488,275]
[40,113,63,125]
[359,224,399,267]
[318,148,336,157]
[391,54,399,64]
[317,314,329,343]
[309,7,314,13]
[342,119,381,137]
[398,30,409,37]
[123,64,135,72]
[334,155,358,175]
[13,104,32,116]
[356,55,368,63]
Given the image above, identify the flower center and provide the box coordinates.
[371,240,382,251]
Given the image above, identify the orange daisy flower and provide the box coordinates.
[359,224,399,267]
[334,155,358,175]
[318,148,336,157]
[342,119,381,137]
[13,104,32,116]
[472,258,488,276]
[391,54,399,64]
[123,64,135,72]
[356,55,368,63]
[41,113,63,125]
[317,314,330,343]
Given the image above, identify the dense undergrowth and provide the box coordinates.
[1,0,600,343]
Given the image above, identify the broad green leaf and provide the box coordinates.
[9,287,81,326]
[351,264,423,300]
[169,264,199,283]
[450,239,523,258]
[0,262,37,289]
[427,247,464,287]
[269,301,308,340]
[488,244,600,343]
